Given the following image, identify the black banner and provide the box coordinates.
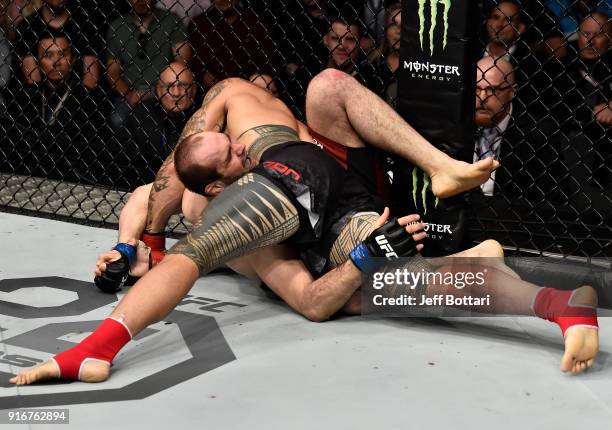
[394,0,479,256]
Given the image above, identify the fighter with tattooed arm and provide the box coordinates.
[10,71,598,385]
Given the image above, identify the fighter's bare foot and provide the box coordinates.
[9,359,110,385]
[559,286,599,374]
[430,157,499,198]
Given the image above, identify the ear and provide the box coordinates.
[518,22,526,35]
[204,180,226,197]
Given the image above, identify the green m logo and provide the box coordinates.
[417,0,452,56]
[411,167,439,214]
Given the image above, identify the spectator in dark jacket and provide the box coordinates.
[2,32,108,183]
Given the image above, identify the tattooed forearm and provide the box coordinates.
[177,79,231,143]
[146,154,182,232]
[329,213,378,268]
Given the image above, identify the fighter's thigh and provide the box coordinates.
[305,70,366,148]
[329,212,379,268]
[169,173,301,275]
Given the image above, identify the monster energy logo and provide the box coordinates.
[411,167,439,214]
[417,0,451,56]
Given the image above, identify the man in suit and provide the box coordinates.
[474,56,559,201]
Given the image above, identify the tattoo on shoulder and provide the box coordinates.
[178,80,230,142]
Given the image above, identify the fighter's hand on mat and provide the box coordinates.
[94,239,150,279]
[350,208,426,274]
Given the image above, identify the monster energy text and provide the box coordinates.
[404,0,461,82]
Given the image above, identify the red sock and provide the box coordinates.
[52,318,132,380]
[533,287,598,337]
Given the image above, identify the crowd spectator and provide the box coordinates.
[14,0,103,88]
[0,26,11,111]
[156,0,210,25]
[361,2,400,105]
[106,0,190,128]
[545,0,612,37]
[562,12,612,189]
[273,0,331,77]
[120,61,198,184]
[249,72,279,97]
[188,0,277,89]
[0,0,41,40]
[363,0,387,41]
[474,57,559,200]
[2,32,107,182]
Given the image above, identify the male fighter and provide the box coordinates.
[97,68,500,283]
[11,74,598,384]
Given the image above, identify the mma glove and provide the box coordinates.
[349,218,419,274]
[142,232,166,267]
[94,243,136,293]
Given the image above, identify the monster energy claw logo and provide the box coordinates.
[417,0,451,56]
[411,167,439,214]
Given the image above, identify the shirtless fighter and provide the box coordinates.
[10,73,598,385]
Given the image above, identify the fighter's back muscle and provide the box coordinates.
[222,83,299,144]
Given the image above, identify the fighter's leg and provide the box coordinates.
[11,173,300,385]
[305,69,499,197]
[424,260,598,373]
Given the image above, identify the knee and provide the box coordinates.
[308,68,352,97]
[479,239,505,258]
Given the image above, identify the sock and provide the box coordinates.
[533,287,598,337]
[52,317,132,380]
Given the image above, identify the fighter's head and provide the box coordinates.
[174,131,256,196]
[475,57,516,127]
[486,0,526,46]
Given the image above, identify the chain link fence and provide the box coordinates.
[0,0,610,255]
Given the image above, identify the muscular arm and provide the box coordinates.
[244,245,363,322]
[145,79,232,233]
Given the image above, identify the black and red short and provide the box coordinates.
[252,141,379,275]
[308,127,390,204]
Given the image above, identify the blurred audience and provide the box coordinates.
[361,2,400,105]
[106,0,190,128]
[545,0,612,37]
[0,0,41,40]
[273,0,330,77]
[3,32,107,182]
[15,0,103,88]
[562,12,612,189]
[156,0,210,25]
[0,26,11,111]
[189,0,276,89]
